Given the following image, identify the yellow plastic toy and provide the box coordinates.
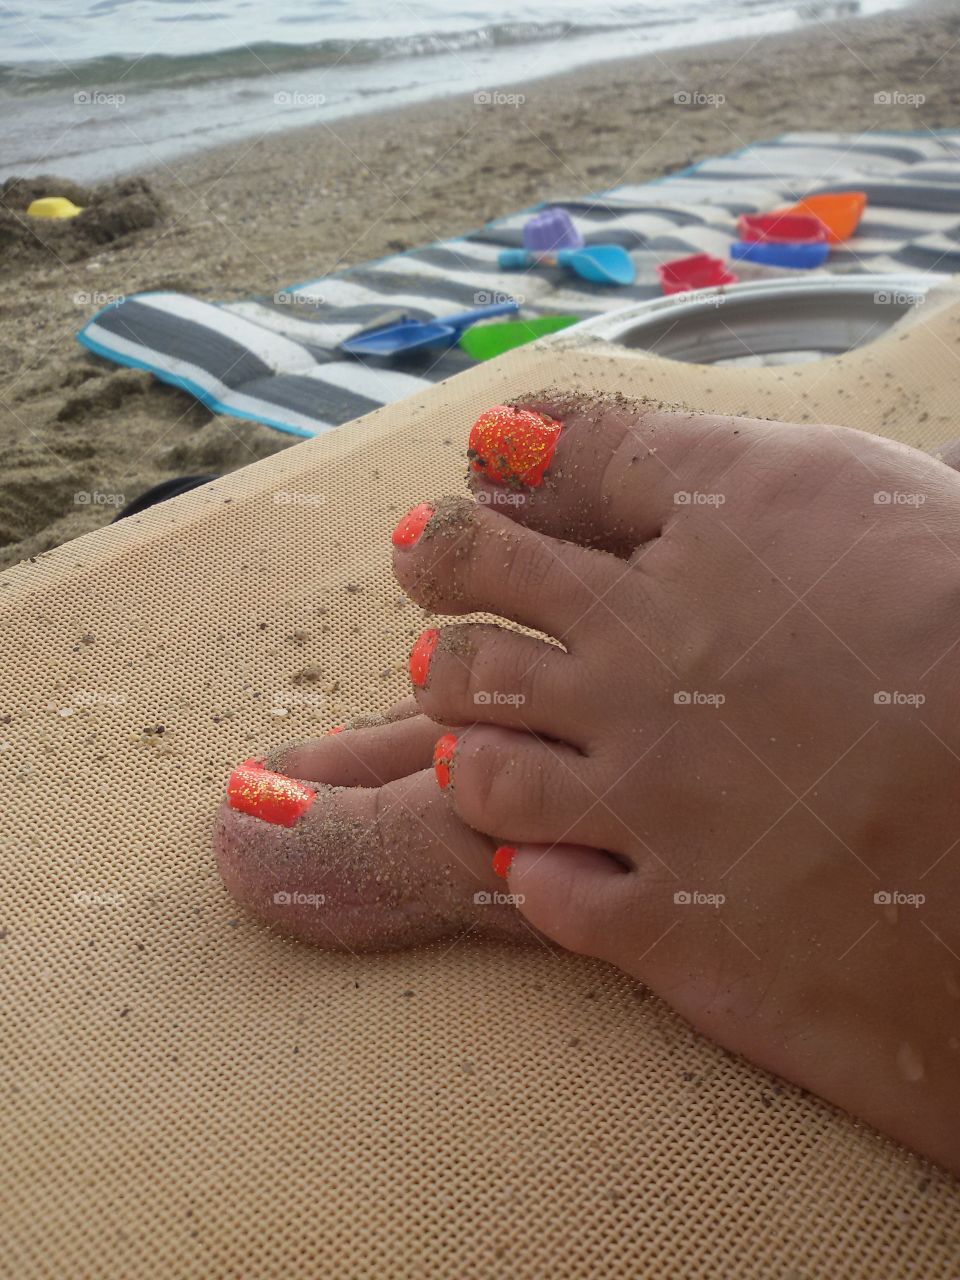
[26,196,84,219]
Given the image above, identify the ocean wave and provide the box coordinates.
[0,19,654,97]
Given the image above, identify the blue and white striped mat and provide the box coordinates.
[78,131,960,438]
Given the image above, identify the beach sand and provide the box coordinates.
[1,0,959,569]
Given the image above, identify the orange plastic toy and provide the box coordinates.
[778,192,867,243]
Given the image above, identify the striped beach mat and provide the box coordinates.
[77,130,960,438]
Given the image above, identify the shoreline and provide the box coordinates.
[156,0,941,217]
[1,0,959,569]
[0,0,918,184]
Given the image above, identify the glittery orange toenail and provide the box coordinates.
[409,628,439,688]
[433,733,458,790]
[392,502,433,548]
[492,846,516,878]
[226,759,316,827]
[467,405,561,487]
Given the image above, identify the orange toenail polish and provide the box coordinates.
[433,733,458,789]
[227,759,316,827]
[492,845,516,878]
[325,725,344,735]
[468,404,561,488]
[409,627,439,688]
[392,502,433,547]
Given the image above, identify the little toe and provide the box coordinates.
[467,394,768,556]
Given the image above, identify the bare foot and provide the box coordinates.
[216,394,960,1171]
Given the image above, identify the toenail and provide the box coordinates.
[492,845,516,878]
[392,502,434,548]
[433,733,458,789]
[409,628,439,688]
[324,725,344,735]
[467,404,561,487]
[226,759,316,827]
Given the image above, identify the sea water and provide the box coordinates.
[0,0,912,182]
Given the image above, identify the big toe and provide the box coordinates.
[213,759,529,952]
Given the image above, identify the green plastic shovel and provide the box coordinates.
[458,314,579,361]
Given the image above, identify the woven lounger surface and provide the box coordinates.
[4,306,960,1277]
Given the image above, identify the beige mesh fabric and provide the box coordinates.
[4,300,960,1280]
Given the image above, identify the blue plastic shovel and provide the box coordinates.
[498,244,636,286]
[730,239,830,270]
[341,300,519,355]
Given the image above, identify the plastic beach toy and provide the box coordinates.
[737,212,827,243]
[730,239,830,270]
[27,196,83,219]
[340,300,519,356]
[657,253,738,295]
[779,192,866,243]
[498,244,636,286]
[522,208,584,252]
[458,314,579,360]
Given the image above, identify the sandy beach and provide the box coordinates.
[1,0,959,569]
